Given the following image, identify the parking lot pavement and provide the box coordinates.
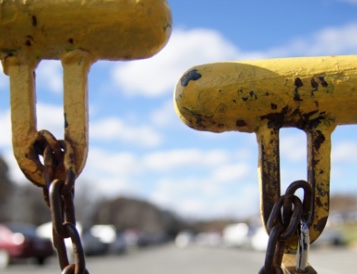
[2,244,356,274]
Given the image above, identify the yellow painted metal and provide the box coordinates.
[62,50,92,182]
[175,56,357,132]
[3,50,92,186]
[174,55,357,269]
[3,56,40,184]
[0,0,172,186]
[0,0,172,61]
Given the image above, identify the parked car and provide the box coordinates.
[249,225,347,252]
[223,223,250,248]
[37,222,114,257]
[250,226,269,251]
[0,223,54,268]
[312,227,346,247]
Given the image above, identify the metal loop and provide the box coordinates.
[64,223,87,274]
[262,225,285,274]
[35,130,62,158]
[53,231,70,270]
[62,264,90,274]
[49,179,68,238]
[267,196,303,240]
[285,180,313,226]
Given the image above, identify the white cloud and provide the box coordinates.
[150,177,259,219]
[150,99,179,128]
[4,22,357,219]
[212,163,250,183]
[110,28,240,97]
[266,23,357,57]
[280,129,307,162]
[90,117,163,147]
[86,148,140,176]
[0,109,11,146]
[0,63,9,89]
[109,23,357,101]
[36,60,63,94]
[332,141,357,163]
[0,103,63,147]
[2,149,26,183]
[142,148,229,171]
[37,103,65,136]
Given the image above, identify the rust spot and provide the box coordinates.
[295,77,303,88]
[25,35,34,47]
[236,120,247,127]
[294,77,303,101]
[217,103,227,113]
[314,216,328,232]
[312,130,325,150]
[271,103,277,110]
[64,113,69,129]
[32,15,37,27]
[180,69,202,87]
[260,105,290,128]
[249,91,257,99]
[318,76,328,87]
[311,78,319,91]
[316,197,323,207]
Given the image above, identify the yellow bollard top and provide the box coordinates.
[0,0,172,62]
[175,55,357,133]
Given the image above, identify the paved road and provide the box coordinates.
[2,244,356,274]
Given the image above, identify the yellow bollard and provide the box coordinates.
[1,0,172,186]
[174,55,357,270]
[0,0,172,61]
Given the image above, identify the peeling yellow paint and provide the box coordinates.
[175,56,357,133]
[174,55,355,257]
[0,0,172,186]
[0,0,172,61]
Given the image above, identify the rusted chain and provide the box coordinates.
[259,225,285,274]
[260,180,313,273]
[267,195,303,240]
[30,130,89,274]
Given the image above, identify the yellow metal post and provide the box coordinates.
[175,55,357,271]
[0,0,172,186]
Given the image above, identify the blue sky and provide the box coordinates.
[1,0,357,220]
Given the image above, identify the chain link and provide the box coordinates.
[32,129,88,274]
[260,180,313,274]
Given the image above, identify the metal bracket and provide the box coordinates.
[0,0,172,186]
[174,55,357,270]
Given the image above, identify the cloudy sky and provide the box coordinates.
[1,0,357,220]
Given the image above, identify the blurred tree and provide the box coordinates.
[9,184,51,225]
[0,154,15,222]
[92,196,182,238]
[74,182,103,228]
[330,193,357,213]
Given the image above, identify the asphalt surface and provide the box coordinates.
[2,244,356,274]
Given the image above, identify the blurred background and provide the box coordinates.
[1,0,357,272]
